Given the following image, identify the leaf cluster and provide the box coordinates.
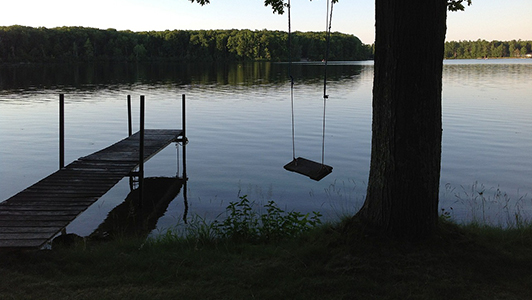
[191,0,469,14]
[448,0,472,11]
[190,0,338,15]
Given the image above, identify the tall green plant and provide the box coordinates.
[213,195,322,242]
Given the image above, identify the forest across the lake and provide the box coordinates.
[2,26,531,63]
[445,39,532,59]
[0,25,372,63]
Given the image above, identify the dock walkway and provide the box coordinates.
[0,129,183,249]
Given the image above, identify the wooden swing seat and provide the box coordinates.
[284,157,333,181]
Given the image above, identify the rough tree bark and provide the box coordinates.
[356,1,448,239]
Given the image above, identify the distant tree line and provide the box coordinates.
[445,39,532,59]
[0,25,372,63]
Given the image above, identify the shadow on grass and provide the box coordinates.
[1,216,532,300]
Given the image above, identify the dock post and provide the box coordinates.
[181,94,188,223]
[183,179,188,223]
[139,95,145,208]
[127,95,133,190]
[182,94,187,180]
[127,95,132,137]
[59,94,65,169]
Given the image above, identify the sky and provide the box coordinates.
[1,0,531,44]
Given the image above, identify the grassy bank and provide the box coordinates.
[1,217,532,299]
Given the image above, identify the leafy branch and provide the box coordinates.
[190,0,338,15]
[448,0,472,11]
[191,0,471,13]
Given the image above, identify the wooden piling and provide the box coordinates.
[182,94,187,180]
[139,96,145,207]
[127,95,132,137]
[59,94,65,169]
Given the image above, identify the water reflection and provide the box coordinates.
[0,61,365,92]
[90,177,184,240]
[443,62,532,90]
[2,59,532,230]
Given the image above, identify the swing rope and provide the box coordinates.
[288,0,296,161]
[321,0,334,166]
[284,0,334,181]
[288,0,333,164]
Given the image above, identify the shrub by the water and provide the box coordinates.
[152,195,322,246]
[213,195,322,242]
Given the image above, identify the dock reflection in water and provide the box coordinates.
[90,177,186,241]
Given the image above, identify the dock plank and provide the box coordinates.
[0,220,71,228]
[0,227,62,234]
[0,129,183,249]
[0,239,50,249]
[0,232,59,240]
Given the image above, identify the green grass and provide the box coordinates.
[1,218,532,299]
[1,197,532,299]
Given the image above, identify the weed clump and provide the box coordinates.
[154,195,322,245]
[213,195,322,243]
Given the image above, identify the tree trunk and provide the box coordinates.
[356,1,447,239]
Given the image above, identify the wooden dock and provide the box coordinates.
[0,129,183,249]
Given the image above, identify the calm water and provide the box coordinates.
[1,59,532,235]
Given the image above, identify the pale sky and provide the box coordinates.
[1,0,531,44]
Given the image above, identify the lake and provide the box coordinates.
[1,59,532,235]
